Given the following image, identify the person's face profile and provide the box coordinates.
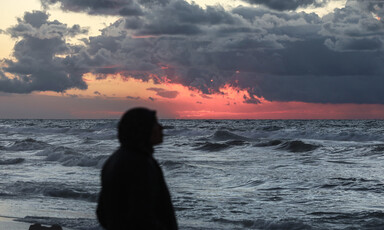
[150,120,163,146]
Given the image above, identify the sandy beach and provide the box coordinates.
[0,216,74,230]
[0,216,31,230]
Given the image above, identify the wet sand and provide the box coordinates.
[0,216,74,230]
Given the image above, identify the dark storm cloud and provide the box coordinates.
[21,11,49,28]
[147,87,179,98]
[0,11,88,93]
[244,0,328,11]
[321,1,384,52]
[76,0,384,104]
[241,75,384,104]
[4,0,384,104]
[41,0,144,16]
[357,0,384,20]
[136,1,239,36]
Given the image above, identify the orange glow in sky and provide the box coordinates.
[1,0,384,119]
[35,74,384,119]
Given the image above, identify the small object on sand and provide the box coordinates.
[29,223,63,230]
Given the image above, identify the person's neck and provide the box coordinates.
[122,144,154,156]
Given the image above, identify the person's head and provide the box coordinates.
[118,108,163,150]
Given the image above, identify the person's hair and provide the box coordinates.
[118,108,157,148]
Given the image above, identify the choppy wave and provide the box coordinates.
[212,218,312,230]
[78,130,116,141]
[310,211,384,229]
[163,120,384,143]
[194,142,230,152]
[212,130,248,141]
[2,119,384,230]
[254,140,283,147]
[225,140,247,146]
[4,181,97,202]
[0,119,117,140]
[371,144,384,153]
[160,160,186,170]
[6,138,49,151]
[45,188,97,202]
[37,146,107,168]
[260,125,284,131]
[320,177,384,193]
[0,158,25,165]
[165,128,205,137]
[277,140,320,153]
[193,139,248,152]
[226,179,264,189]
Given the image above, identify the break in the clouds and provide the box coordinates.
[2,0,384,104]
[0,11,88,93]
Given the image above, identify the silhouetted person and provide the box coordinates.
[97,108,178,230]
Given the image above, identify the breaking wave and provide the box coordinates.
[212,130,248,141]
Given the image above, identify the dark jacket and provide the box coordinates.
[97,146,178,230]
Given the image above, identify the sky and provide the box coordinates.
[1,0,384,119]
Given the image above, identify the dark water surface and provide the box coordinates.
[0,119,384,229]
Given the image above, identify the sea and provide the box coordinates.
[0,119,384,230]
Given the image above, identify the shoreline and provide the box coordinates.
[0,216,75,230]
[0,216,31,230]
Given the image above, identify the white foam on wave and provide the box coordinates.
[36,146,107,168]
[6,138,50,151]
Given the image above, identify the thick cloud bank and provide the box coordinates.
[244,0,329,11]
[0,11,88,93]
[41,0,145,16]
[1,0,384,104]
